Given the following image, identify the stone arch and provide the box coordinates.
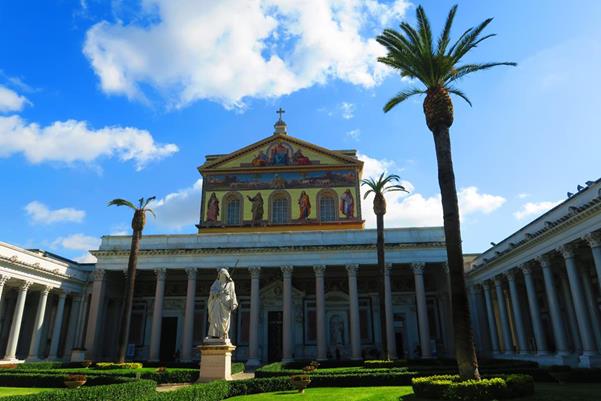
[316,189,339,222]
[222,191,244,226]
[268,190,291,224]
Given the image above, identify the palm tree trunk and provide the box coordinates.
[117,229,141,363]
[376,213,390,358]
[432,127,480,380]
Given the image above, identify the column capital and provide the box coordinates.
[482,280,493,290]
[504,269,517,282]
[441,262,449,274]
[473,283,483,294]
[345,264,359,276]
[281,265,293,277]
[519,263,534,275]
[249,266,261,279]
[583,231,601,248]
[535,254,553,268]
[313,265,326,276]
[154,268,167,281]
[57,290,67,299]
[384,263,392,275]
[41,285,52,295]
[185,268,197,279]
[19,281,33,292]
[494,275,505,287]
[557,243,577,259]
[0,274,10,286]
[92,269,105,281]
[411,262,426,275]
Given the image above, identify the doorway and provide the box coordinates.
[160,317,178,362]
[267,311,283,362]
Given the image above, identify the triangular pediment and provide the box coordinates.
[199,133,362,172]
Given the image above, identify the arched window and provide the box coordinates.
[270,191,290,224]
[317,189,338,222]
[223,192,243,225]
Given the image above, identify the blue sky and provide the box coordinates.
[1,0,601,262]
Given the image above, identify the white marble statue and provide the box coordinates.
[207,268,238,341]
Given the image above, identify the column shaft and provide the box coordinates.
[4,281,32,361]
[149,269,167,362]
[559,245,597,355]
[346,264,361,360]
[281,266,293,363]
[538,256,569,354]
[494,278,513,354]
[28,287,51,360]
[63,294,82,359]
[48,292,67,359]
[0,275,9,322]
[314,265,327,361]
[583,232,601,293]
[84,270,106,360]
[483,282,500,353]
[384,264,397,359]
[581,267,601,351]
[413,263,431,358]
[506,271,528,354]
[181,268,197,362]
[247,267,261,366]
[520,265,548,355]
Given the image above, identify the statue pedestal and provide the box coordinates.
[198,338,237,382]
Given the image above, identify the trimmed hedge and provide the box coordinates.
[152,380,229,401]
[231,362,245,375]
[412,374,535,400]
[0,368,200,384]
[95,362,143,370]
[1,379,157,401]
[0,373,133,388]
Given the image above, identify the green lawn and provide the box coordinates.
[228,384,601,401]
[0,387,56,397]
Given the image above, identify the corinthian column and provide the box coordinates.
[313,265,327,361]
[48,291,67,360]
[536,255,568,355]
[505,270,528,354]
[247,266,261,367]
[85,269,106,360]
[3,281,32,361]
[482,281,500,354]
[383,263,397,359]
[346,264,361,360]
[557,244,598,359]
[494,276,514,354]
[412,263,431,358]
[28,286,51,361]
[281,266,294,363]
[149,269,167,362]
[583,232,601,293]
[519,264,548,355]
[181,268,197,362]
[0,275,9,319]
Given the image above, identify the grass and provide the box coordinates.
[228,384,601,401]
[228,387,413,401]
[0,387,56,397]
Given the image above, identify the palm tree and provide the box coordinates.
[376,5,515,379]
[108,197,156,363]
[361,173,407,360]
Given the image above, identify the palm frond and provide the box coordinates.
[449,18,493,63]
[416,6,433,54]
[363,189,375,199]
[143,196,157,208]
[384,185,409,193]
[437,5,457,55]
[445,62,517,84]
[383,88,426,113]
[145,208,156,218]
[447,87,472,106]
[108,198,137,210]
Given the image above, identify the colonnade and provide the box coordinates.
[0,275,82,362]
[470,231,601,367]
[85,262,441,363]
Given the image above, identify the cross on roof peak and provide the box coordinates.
[276,107,285,121]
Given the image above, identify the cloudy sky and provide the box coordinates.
[1,0,600,262]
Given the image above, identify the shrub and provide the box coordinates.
[228,377,294,397]
[445,378,507,401]
[504,374,535,398]
[364,360,407,369]
[95,362,143,370]
[412,374,534,400]
[16,362,63,370]
[412,375,458,399]
[0,373,132,388]
[1,379,156,401]
[231,362,245,375]
[152,380,229,401]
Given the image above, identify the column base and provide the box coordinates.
[70,350,86,363]
[553,353,579,367]
[26,357,42,362]
[579,353,601,368]
[281,358,294,365]
[1,357,23,364]
[198,341,237,382]
[245,358,261,370]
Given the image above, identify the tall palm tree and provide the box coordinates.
[376,5,515,379]
[361,173,407,360]
[108,197,156,363]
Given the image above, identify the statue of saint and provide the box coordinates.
[298,191,311,220]
[247,193,264,225]
[206,193,220,222]
[340,189,354,218]
[207,268,238,341]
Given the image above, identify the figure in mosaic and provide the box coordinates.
[206,193,220,222]
[340,189,354,218]
[207,268,238,340]
[298,191,311,220]
[247,193,264,225]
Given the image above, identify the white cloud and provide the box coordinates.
[0,85,29,112]
[358,153,506,228]
[517,193,530,199]
[340,102,355,119]
[346,129,361,141]
[0,115,178,170]
[75,253,97,263]
[83,0,410,109]
[51,233,101,264]
[25,201,85,224]
[513,200,561,220]
[150,179,203,230]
